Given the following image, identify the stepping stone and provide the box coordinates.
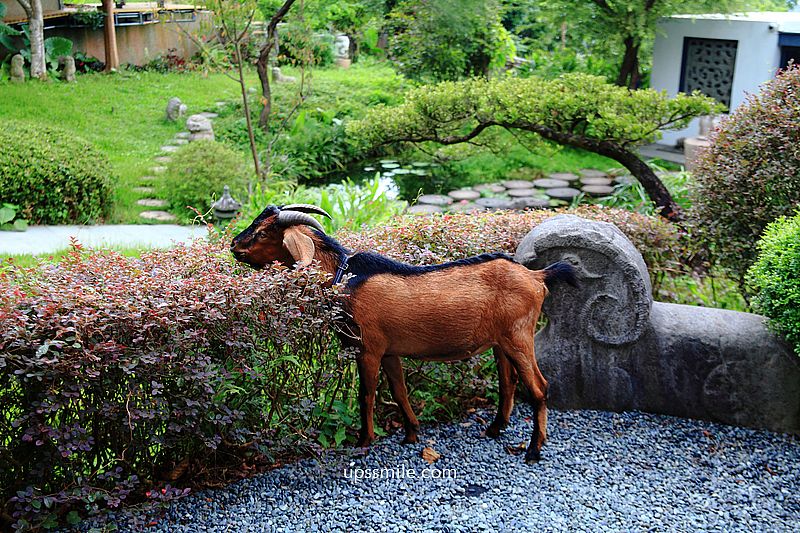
[475,197,512,210]
[407,204,443,214]
[615,175,636,185]
[580,177,613,186]
[474,183,506,194]
[215,101,228,107]
[448,189,480,201]
[581,185,615,196]
[606,168,627,177]
[173,139,189,145]
[532,178,569,189]
[548,172,579,182]
[507,188,537,197]
[448,202,484,213]
[199,112,219,119]
[417,194,453,206]
[510,197,550,210]
[154,156,172,164]
[151,167,167,175]
[140,175,158,181]
[502,180,534,189]
[175,132,191,139]
[139,210,176,221]
[132,186,154,194]
[580,169,608,179]
[137,198,168,207]
[545,187,581,201]
[161,145,180,153]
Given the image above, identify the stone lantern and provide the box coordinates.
[211,186,242,220]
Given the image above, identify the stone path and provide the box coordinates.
[135,108,222,223]
[0,225,206,255]
[408,168,632,215]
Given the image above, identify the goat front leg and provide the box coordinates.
[486,346,518,438]
[500,334,548,463]
[382,354,420,444]
[356,350,382,448]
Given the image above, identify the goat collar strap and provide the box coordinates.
[332,253,349,285]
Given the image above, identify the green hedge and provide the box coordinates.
[160,140,250,221]
[0,121,113,224]
[747,212,800,356]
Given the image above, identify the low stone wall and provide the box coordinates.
[515,214,800,434]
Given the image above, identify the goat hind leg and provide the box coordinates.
[486,347,518,438]
[382,355,420,444]
[500,336,548,463]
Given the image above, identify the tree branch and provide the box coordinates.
[15,0,32,16]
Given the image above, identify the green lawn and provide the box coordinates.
[0,69,248,223]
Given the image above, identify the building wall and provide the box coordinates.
[47,12,212,67]
[651,18,779,146]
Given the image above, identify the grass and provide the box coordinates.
[0,246,146,268]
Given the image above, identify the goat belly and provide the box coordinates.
[349,266,541,358]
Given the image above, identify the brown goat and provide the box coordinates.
[231,204,576,462]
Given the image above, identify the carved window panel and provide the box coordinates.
[679,37,738,108]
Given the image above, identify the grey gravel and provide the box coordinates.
[111,407,799,532]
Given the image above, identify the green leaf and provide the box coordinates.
[66,511,81,526]
[0,206,14,224]
[13,219,28,231]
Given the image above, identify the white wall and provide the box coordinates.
[651,18,780,145]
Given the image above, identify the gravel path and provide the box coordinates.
[122,407,799,532]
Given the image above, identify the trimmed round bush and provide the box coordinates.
[161,140,249,220]
[690,65,800,283]
[747,212,800,356]
[0,121,113,224]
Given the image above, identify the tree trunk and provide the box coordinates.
[256,40,273,130]
[19,0,46,79]
[235,41,261,178]
[616,37,640,89]
[102,0,119,71]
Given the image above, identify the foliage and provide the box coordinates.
[0,242,346,530]
[386,0,514,81]
[747,211,800,356]
[0,203,29,232]
[593,170,694,216]
[1,25,74,74]
[690,65,800,284]
[239,174,407,234]
[160,141,251,221]
[69,10,106,31]
[0,120,113,224]
[276,21,334,67]
[139,48,189,73]
[0,3,21,52]
[349,73,719,149]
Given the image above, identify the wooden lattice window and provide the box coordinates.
[679,37,738,108]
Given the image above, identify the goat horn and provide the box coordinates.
[277,210,326,234]
[281,204,333,220]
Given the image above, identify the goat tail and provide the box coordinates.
[541,261,578,290]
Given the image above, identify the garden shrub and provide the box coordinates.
[0,243,346,530]
[161,141,250,221]
[0,121,113,224]
[691,65,800,283]
[747,212,800,356]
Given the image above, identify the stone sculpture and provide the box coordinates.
[10,54,25,84]
[62,56,76,82]
[186,114,214,142]
[166,97,188,121]
[271,67,296,84]
[515,214,800,434]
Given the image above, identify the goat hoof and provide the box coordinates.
[402,433,418,444]
[524,449,541,464]
[485,423,503,438]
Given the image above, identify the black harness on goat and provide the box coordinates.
[332,252,350,285]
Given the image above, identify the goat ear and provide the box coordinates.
[282,227,316,267]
